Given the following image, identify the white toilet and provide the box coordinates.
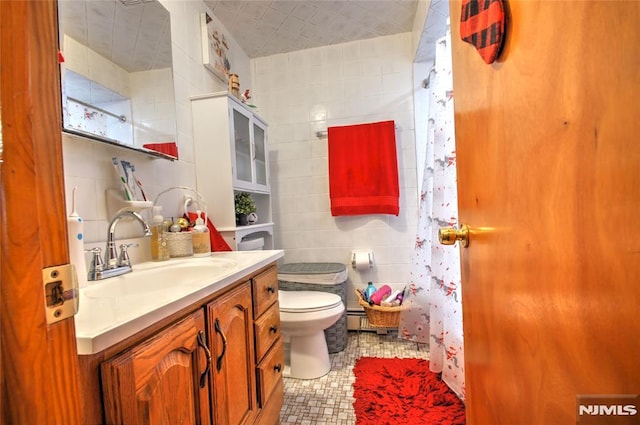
[278,290,345,379]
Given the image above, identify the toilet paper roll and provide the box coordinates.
[352,250,373,270]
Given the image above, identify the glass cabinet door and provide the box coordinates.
[253,122,267,186]
[230,100,269,192]
[233,108,252,185]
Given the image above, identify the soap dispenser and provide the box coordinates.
[191,210,211,256]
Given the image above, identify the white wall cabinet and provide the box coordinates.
[191,92,273,250]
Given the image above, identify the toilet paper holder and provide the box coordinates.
[351,250,374,269]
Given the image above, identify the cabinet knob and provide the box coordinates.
[269,325,278,334]
[267,286,275,294]
[273,364,282,373]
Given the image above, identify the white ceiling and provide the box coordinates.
[204,0,421,58]
[58,0,449,74]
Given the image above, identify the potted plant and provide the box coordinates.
[234,192,256,225]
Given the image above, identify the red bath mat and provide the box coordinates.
[353,357,465,425]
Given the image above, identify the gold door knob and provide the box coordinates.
[438,224,469,248]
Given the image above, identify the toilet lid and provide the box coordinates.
[279,290,343,313]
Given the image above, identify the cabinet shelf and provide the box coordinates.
[217,222,274,233]
[216,223,274,252]
[105,188,153,218]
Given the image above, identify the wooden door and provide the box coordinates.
[0,1,82,423]
[208,284,257,425]
[450,1,640,423]
[101,310,212,424]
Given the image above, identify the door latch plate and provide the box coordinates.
[42,264,79,324]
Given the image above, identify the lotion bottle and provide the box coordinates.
[150,206,170,261]
[191,210,211,256]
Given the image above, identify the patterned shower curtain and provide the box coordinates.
[399,31,465,400]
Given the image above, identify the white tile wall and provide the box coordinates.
[251,33,419,307]
[130,68,177,146]
[63,35,131,98]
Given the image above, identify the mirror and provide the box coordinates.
[58,0,177,159]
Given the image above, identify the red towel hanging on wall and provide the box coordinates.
[328,120,399,216]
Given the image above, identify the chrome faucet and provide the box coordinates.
[105,211,151,268]
[88,210,151,281]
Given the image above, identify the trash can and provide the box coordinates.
[278,263,348,353]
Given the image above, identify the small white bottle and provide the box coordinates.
[67,187,88,288]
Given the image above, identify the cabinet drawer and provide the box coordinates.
[252,266,278,318]
[256,339,284,407]
[254,302,281,360]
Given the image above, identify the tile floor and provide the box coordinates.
[279,330,429,425]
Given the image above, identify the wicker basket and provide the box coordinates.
[165,232,193,257]
[355,289,402,328]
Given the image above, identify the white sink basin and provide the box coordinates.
[75,250,285,355]
[84,257,238,299]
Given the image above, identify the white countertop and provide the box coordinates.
[75,250,284,355]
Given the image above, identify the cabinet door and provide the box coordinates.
[101,310,211,425]
[231,106,253,187]
[208,284,257,425]
[230,100,269,193]
[253,120,268,188]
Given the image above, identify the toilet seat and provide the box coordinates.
[279,290,342,313]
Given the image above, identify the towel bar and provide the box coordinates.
[315,124,399,139]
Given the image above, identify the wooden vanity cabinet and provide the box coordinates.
[101,310,211,424]
[79,264,284,425]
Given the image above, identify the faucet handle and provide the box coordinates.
[118,243,138,267]
[86,247,104,275]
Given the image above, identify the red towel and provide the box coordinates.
[185,212,232,252]
[143,142,179,159]
[328,120,399,216]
